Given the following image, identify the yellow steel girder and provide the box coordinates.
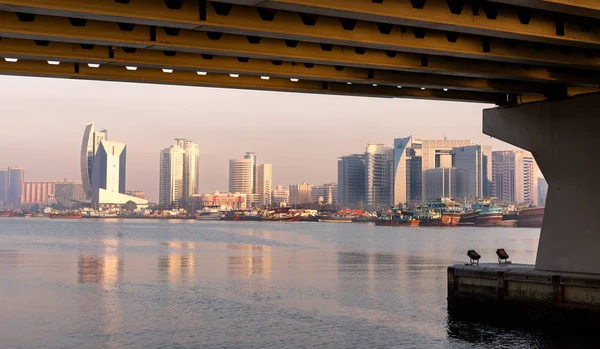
[0,11,598,87]
[218,0,600,49]
[0,38,563,95]
[0,58,516,104]
[491,0,600,19]
[0,0,598,69]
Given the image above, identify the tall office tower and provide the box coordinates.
[229,158,253,206]
[0,168,8,206]
[271,185,289,207]
[338,154,366,209]
[91,140,126,204]
[424,168,463,201]
[421,139,471,198]
[393,137,423,206]
[159,145,185,208]
[289,183,313,206]
[255,164,272,207]
[365,144,394,208]
[492,150,539,206]
[21,180,56,206]
[176,139,200,205]
[244,152,257,194]
[7,167,25,207]
[80,122,108,200]
[451,145,493,201]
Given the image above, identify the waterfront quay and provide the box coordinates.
[448,263,600,329]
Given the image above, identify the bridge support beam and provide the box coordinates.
[483,92,600,274]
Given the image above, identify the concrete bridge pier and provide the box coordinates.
[447,92,600,328]
[483,92,600,275]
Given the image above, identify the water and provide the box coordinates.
[0,218,594,348]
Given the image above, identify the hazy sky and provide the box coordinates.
[0,75,518,202]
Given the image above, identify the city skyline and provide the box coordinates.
[0,76,524,202]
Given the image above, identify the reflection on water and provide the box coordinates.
[1,219,597,348]
[227,244,272,279]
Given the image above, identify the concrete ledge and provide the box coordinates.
[448,264,600,328]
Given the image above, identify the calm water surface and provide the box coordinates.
[0,218,594,348]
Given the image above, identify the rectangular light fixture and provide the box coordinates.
[229,73,240,78]
[260,76,270,80]
[126,66,138,71]
[162,69,174,73]
[87,63,100,68]
[196,71,207,76]
[4,58,18,63]
[290,78,299,82]
[47,60,61,65]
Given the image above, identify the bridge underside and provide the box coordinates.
[0,0,599,272]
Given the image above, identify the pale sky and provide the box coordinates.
[0,75,518,202]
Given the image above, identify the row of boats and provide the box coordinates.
[374,198,544,228]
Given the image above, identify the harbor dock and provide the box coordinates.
[448,263,600,329]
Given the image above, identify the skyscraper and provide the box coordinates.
[159,145,185,208]
[338,154,365,208]
[365,144,394,208]
[81,123,146,207]
[421,139,471,199]
[229,158,253,204]
[91,140,127,205]
[451,145,492,201]
[7,167,24,207]
[176,139,200,205]
[255,164,272,207]
[393,137,423,206]
[0,168,8,207]
[492,150,539,206]
[424,168,463,201]
[244,152,257,194]
[289,183,312,206]
[80,122,107,200]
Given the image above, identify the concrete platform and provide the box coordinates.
[448,263,600,329]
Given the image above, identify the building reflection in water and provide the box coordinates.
[76,235,125,349]
[227,244,272,280]
[77,239,124,290]
[157,241,197,285]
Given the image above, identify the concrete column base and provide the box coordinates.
[483,93,600,274]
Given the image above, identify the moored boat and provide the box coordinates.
[49,213,83,219]
[517,207,545,228]
[374,208,420,227]
[196,207,221,221]
[459,211,479,225]
[474,207,504,226]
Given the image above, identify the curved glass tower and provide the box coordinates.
[80,122,107,200]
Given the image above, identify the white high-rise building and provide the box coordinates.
[159,145,185,208]
[492,150,539,206]
[393,137,423,206]
[255,164,272,207]
[91,140,147,207]
[176,139,200,205]
[365,144,394,208]
[229,158,253,205]
[80,122,107,200]
[244,152,257,194]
